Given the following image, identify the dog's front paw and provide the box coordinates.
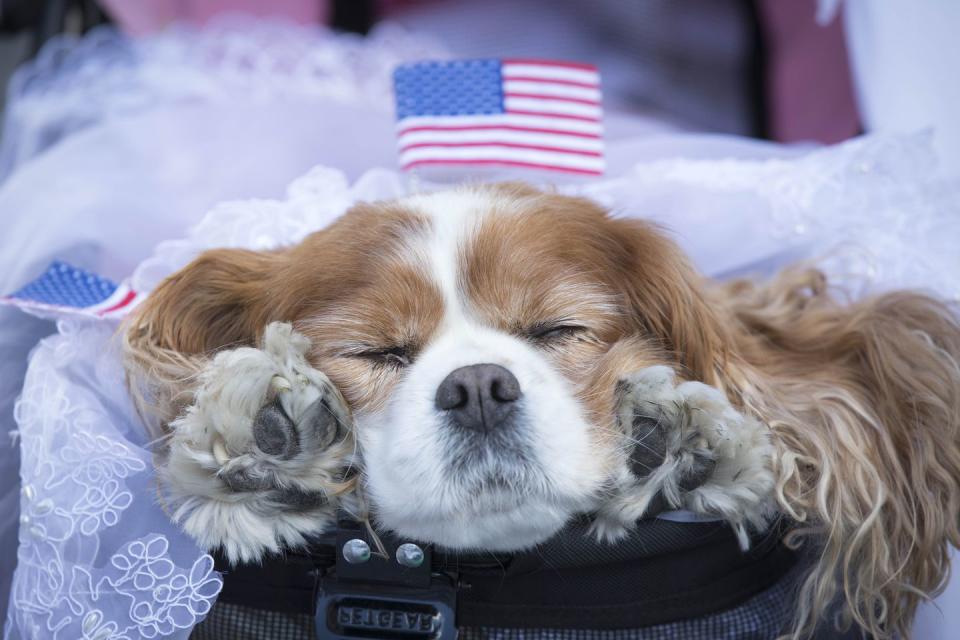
[161,322,355,563]
[594,366,774,548]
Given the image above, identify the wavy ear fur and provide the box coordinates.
[123,248,287,431]
[607,217,732,385]
[717,268,960,639]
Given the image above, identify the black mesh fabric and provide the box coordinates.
[191,565,804,640]
[190,562,872,639]
[190,601,315,640]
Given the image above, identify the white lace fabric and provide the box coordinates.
[10,321,221,640]
[131,167,408,293]
[4,20,960,640]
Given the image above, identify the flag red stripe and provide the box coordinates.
[399,141,602,157]
[504,109,601,123]
[397,124,601,139]
[502,58,598,71]
[503,92,601,106]
[500,75,600,89]
[402,158,602,176]
[96,290,137,315]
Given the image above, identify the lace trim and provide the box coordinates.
[131,129,958,303]
[9,321,222,639]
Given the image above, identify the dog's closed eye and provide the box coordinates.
[352,345,413,368]
[524,323,588,345]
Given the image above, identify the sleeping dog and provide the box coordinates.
[124,183,960,639]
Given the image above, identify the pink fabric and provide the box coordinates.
[99,0,330,36]
[755,0,859,144]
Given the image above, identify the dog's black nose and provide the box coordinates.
[435,363,522,432]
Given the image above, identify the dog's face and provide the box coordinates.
[298,185,726,549]
[137,184,725,550]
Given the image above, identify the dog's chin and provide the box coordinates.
[368,451,598,550]
[378,492,575,551]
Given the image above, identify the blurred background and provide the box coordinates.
[0,0,860,147]
[1,0,957,186]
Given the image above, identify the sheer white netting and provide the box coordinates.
[133,131,960,303]
[0,18,444,180]
[131,166,408,291]
[579,131,960,302]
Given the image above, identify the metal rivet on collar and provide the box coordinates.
[342,538,371,564]
[396,543,425,568]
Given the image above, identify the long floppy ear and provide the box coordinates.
[608,217,732,386]
[720,268,960,639]
[134,248,288,353]
[123,247,288,427]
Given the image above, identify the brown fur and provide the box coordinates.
[718,270,960,638]
[124,202,443,423]
[124,184,960,638]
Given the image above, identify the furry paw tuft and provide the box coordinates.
[594,366,775,548]
[160,322,355,563]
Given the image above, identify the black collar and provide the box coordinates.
[214,515,797,639]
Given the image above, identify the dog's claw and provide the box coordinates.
[212,436,230,466]
[271,375,293,393]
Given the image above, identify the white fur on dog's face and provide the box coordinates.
[357,192,603,549]
[344,191,610,549]
[361,324,602,549]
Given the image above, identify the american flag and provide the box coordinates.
[394,59,604,176]
[1,261,140,319]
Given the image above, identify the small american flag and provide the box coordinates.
[1,261,140,319]
[394,58,604,176]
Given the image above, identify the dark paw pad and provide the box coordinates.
[268,486,329,511]
[221,468,274,493]
[253,400,300,458]
[641,452,717,518]
[627,413,668,479]
[678,453,716,492]
[297,398,342,450]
